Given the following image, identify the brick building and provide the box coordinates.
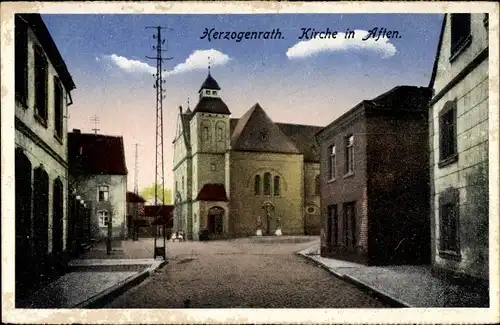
[316,86,432,265]
[428,13,489,285]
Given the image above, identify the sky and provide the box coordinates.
[41,13,444,192]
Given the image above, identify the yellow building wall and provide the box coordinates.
[229,151,304,236]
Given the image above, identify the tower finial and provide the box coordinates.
[187,97,190,109]
[208,56,211,73]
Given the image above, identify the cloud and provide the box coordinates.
[286,29,397,60]
[103,49,231,77]
[165,49,231,76]
[104,54,156,74]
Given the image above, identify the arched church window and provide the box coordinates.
[254,175,261,195]
[203,126,209,141]
[216,122,225,141]
[263,172,271,196]
[274,176,281,196]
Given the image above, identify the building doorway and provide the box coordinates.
[52,178,64,255]
[262,201,275,235]
[33,166,49,282]
[207,206,224,235]
[15,149,33,302]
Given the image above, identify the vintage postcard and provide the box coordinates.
[1,1,499,324]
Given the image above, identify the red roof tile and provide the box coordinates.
[68,132,128,175]
[143,205,174,218]
[126,192,146,203]
[196,184,228,202]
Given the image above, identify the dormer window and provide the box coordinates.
[212,91,217,96]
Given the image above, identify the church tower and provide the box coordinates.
[189,66,231,239]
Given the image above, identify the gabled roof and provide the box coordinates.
[275,123,323,162]
[316,85,431,141]
[126,192,146,203]
[229,117,323,162]
[368,85,431,111]
[68,131,128,175]
[192,96,231,115]
[230,103,300,154]
[196,183,228,202]
[18,14,76,91]
[199,72,221,92]
[428,14,447,90]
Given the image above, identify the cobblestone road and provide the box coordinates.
[104,238,390,308]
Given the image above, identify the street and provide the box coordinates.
[104,238,390,308]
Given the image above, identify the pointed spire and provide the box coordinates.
[208,56,211,74]
[185,97,192,114]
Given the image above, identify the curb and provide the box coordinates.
[295,252,408,308]
[73,260,168,308]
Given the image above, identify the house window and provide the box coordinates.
[15,16,28,106]
[263,172,271,196]
[315,175,320,195]
[273,176,280,196]
[440,202,460,255]
[328,145,336,179]
[327,205,338,246]
[345,136,354,175]
[98,185,109,202]
[34,46,48,125]
[212,91,217,96]
[254,175,261,195]
[450,14,471,56]
[98,210,109,228]
[344,202,356,248]
[439,100,458,165]
[54,77,64,140]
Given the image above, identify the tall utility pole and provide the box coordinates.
[90,115,100,134]
[134,143,139,195]
[146,25,172,260]
[132,143,139,241]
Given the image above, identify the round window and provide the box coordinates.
[307,206,315,214]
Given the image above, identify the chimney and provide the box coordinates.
[73,129,81,134]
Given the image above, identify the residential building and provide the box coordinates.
[172,71,323,240]
[67,130,128,240]
[14,14,76,302]
[316,86,432,265]
[428,13,489,285]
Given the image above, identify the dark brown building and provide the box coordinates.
[316,85,432,266]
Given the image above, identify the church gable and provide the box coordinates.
[230,103,300,154]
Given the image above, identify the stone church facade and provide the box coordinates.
[172,72,323,240]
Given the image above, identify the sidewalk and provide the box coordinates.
[297,245,489,308]
[20,238,166,308]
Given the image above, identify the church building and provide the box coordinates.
[172,70,323,240]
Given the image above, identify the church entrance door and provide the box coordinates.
[262,202,275,235]
[207,206,224,235]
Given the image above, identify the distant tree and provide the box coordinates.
[140,183,172,205]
